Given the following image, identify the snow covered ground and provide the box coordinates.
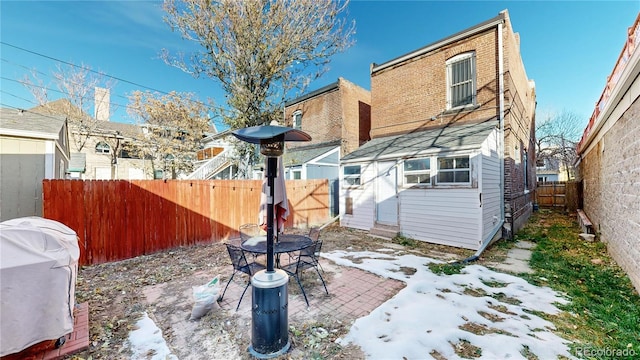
[323,249,574,359]
[125,248,574,359]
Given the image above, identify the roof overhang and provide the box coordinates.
[341,119,497,164]
[0,128,59,140]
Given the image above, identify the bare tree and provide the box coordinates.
[127,90,212,178]
[23,64,117,152]
[162,0,354,177]
[535,109,584,180]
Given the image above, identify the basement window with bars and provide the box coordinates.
[446,52,476,109]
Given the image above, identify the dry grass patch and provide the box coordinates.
[459,322,515,337]
[451,339,482,358]
[478,310,505,322]
[463,287,487,297]
[488,303,518,316]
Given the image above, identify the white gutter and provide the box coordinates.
[458,21,506,265]
[453,220,504,264]
[367,13,509,264]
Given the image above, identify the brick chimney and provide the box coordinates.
[94,87,110,121]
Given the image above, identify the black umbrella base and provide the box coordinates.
[248,269,290,359]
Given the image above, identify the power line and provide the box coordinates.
[0,41,228,123]
[1,73,228,129]
[2,42,178,96]
[0,102,73,123]
[1,56,133,104]
[0,89,37,105]
[1,76,131,111]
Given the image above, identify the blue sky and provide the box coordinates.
[1,1,638,132]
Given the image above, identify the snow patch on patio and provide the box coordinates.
[322,250,574,359]
[126,312,177,360]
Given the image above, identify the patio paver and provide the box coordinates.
[217,261,406,323]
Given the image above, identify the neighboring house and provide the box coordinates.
[188,129,238,180]
[535,169,560,184]
[282,78,371,216]
[0,107,70,221]
[576,14,640,291]
[31,98,153,180]
[535,157,567,183]
[186,78,371,192]
[339,10,536,251]
[75,120,151,180]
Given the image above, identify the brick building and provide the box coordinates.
[340,10,536,249]
[279,78,371,216]
[284,77,371,156]
[576,14,640,291]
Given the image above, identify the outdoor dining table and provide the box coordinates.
[240,234,313,268]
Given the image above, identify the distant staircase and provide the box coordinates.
[187,149,231,180]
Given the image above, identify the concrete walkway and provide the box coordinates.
[490,240,535,274]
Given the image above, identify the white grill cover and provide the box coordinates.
[0,217,79,356]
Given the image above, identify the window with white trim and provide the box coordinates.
[292,110,302,129]
[292,170,301,180]
[437,156,470,184]
[343,165,361,187]
[446,52,476,109]
[403,157,431,185]
[95,141,111,154]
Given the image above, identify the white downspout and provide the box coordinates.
[454,20,506,265]
[498,21,506,234]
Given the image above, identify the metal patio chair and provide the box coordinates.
[239,223,261,241]
[280,240,329,306]
[219,242,266,311]
[239,223,263,262]
[302,227,324,272]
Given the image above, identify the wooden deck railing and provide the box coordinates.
[43,179,330,265]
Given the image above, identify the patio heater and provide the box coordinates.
[232,124,311,359]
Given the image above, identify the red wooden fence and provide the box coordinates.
[43,179,330,266]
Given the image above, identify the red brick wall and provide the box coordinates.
[284,78,371,155]
[370,30,499,138]
[501,12,537,232]
[339,78,371,155]
[284,86,342,147]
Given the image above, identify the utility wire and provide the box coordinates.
[0,89,37,104]
[1,76,130,110]
[0,102,75,123]
[0,41,227,118]
[1,56,133,104]
[2,42,177,96]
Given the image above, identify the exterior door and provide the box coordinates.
[376,161,398,225]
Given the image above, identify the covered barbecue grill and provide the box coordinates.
[0,217,80,357]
